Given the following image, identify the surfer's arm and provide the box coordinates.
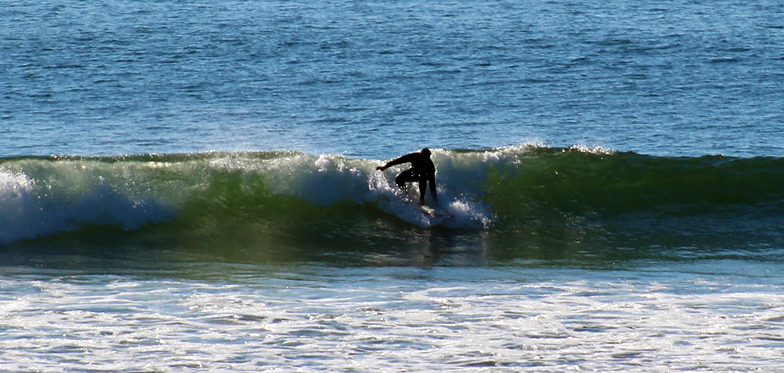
[376,153,417,171]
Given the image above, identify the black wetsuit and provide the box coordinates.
[384,152,437,204]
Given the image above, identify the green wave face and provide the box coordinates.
[3,147,784,266]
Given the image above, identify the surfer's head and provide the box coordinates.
[421,148,431,157]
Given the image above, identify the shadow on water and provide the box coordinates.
[0,224,490,274]
[4,208,783,277]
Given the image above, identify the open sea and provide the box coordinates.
[3,0,784,371]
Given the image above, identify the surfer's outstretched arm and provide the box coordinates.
[376,153,418,171]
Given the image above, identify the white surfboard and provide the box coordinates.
[418,205,453,219]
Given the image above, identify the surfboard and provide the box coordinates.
[418,205,453,218]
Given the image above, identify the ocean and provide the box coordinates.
[2,0,784,371]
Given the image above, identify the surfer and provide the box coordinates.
[377,148,438,205]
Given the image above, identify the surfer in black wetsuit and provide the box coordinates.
[376,148,438,205]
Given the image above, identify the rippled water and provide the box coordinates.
[2,0,784,158]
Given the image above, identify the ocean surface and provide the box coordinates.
[2,0,784,371]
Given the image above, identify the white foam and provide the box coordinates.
[0,169,39,244]
[568,144,615,155]
[4,266,782,372]
[0,165,175,244]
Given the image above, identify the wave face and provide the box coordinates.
[2,147,784,263]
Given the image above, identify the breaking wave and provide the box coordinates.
[2,146,783,263]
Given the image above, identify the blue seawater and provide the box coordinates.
[2,0,783,158]
[2,1,784,371]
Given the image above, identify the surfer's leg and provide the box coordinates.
[395,169,414,189]
[418,177,427,205]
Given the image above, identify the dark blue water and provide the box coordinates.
[2,1,784,371]
[2,0,784,158]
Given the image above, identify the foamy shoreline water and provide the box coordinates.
[2,264,783,372]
